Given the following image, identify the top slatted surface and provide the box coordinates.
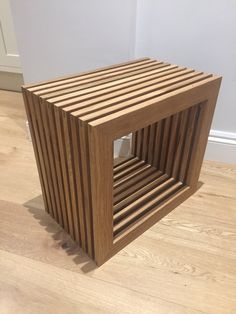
[24,57,218,124]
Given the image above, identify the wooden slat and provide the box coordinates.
[88,75,214,129]
[77,120,94,257]
[70,115,87,250]
[113,157,139,174]
[141,126,149,161]
[114,170,163,205]
[113,156,134,168]
[46,101,69,232]
[171,110,189,179]
[31,93,57,220]
[152,120,164,169]
[131,131,137,156]
[114,160,145,182]
[72,69,195,118]
[27,58,152,91]
[178,104,201,182]
[56,64,179,108]
[80,72,210,123]
[159,117,172,172]
[114,181,184,236]
[37,61,163,99]
[113,186,190,245]
[114,173,168,214]
[55,65,183,112]
[114,166,157,195]
[33,60,156,95]
[54,107,75,238]
[147,123,157,164]
[165,113,181,176]
[39,98,63,226]
[46,63,170,104]
[22,89,49,212]
[134,129,143,158]
[113,177,175,223]
[62,111,81,242]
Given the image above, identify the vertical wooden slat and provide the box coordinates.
[141,126,149,161]
[78,120,94,258]
[54,107,75,239]
[135,129,143,158]
[185,92,220,188]
[171,110,189,179]
[131,131,137,156]
[29,92,54,217]
[178,105,200,182]
[35,95,59,220]
[165,113,179,176]
[147,123,157,165]
[22,90,49,212]
[152,120,163,169]
[62,111,81,243]
[88,125,113,265]
[70,115,87,251]
[33,95,58,220]
[47,102,69,231]
[159,117,172,172]
[40,99,62,225]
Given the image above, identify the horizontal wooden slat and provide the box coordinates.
[114,173,168,212]
[88,75,214,127]
[55,65,179,108]
[114,169,163,204]
[114,160,146,182]
[35,60,158,94]
[25,57,151,90]
[114,164,153,188]
[113,157,139,173]
[69,68,190,117]
[113,186,190,244]
[80,72,211,122]
[46,63,169,102]
[113,156,134,167]
[114,181,184,236]
[37,61,163,99]
[114,166,157,194]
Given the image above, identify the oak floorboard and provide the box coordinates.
[0,89,236,313]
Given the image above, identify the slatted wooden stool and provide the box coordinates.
[22,58,221,265]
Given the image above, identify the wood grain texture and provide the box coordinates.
[0,90,236,313]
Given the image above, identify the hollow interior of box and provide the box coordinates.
[113,102,202,239]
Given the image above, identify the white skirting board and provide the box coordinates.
[205,130,236,164]
[114,130,236,164]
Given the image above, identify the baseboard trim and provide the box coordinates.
[205,130,236,164]
[0,71,24,92]
[114,129,236,164]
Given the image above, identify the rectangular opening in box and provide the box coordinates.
[113,102,203,239]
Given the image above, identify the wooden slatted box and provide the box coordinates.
[22,58,221,265]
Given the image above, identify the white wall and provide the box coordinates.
[135,0,236,162]
[10,0,137,84]
[10,0,236,162]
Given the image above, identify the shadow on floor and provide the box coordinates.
[23,195,98,273]
[23,181,204,273]
[196,181,204,190]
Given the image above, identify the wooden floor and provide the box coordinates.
[0,89,236,314]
